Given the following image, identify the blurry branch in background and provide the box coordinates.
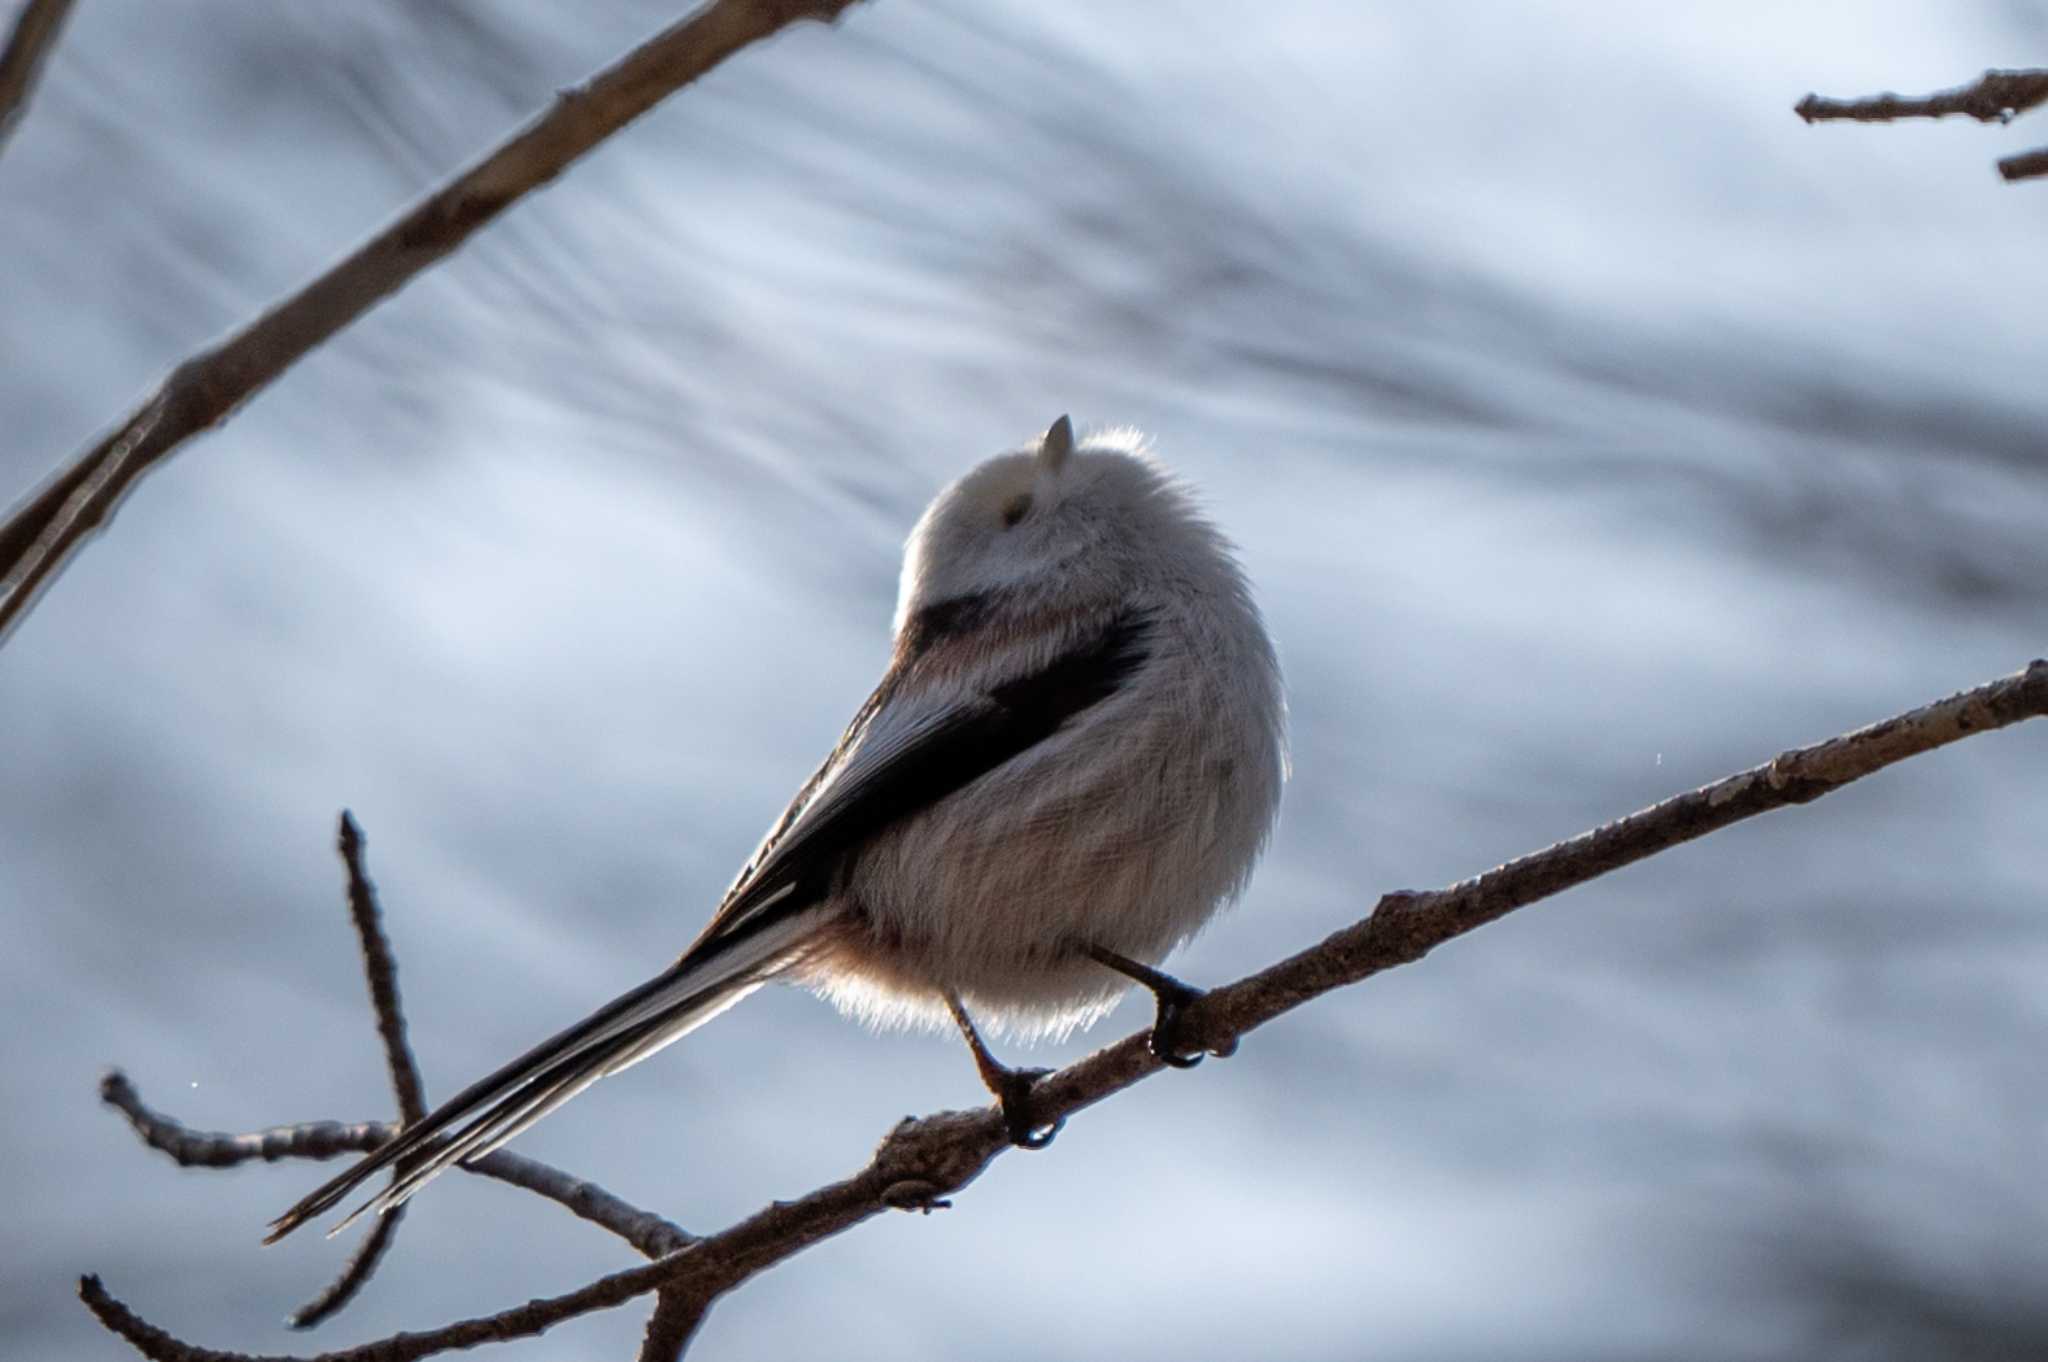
[0,0,863,648]
[1796,67,2048,181]
[81,661,2048,1362]
[0,0,74,152]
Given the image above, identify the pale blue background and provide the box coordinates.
[3,2,2046,1358]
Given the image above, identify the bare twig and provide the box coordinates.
[0,0,74,151]
[1996,146,2048,182]
[0,0,864,646]
[100,1070,386,1168]
[84,661,2048,1361]
[1796,68,2048,124]
[288,1213,406,1333]
[285,813,430,1329]
[85,1109,1000,1362]
[1795,68,2048,182]
[99,1071,690,1259]
[338,812,428,1126]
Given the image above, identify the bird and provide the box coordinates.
[266,415,1286,1243]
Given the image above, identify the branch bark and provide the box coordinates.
[0,0,74,152]
[0,0,863,646]
[83,660,2048,1362]
[638,1292,712,1362]
[282,814,436,1329]
[1796,67,2048,181]
[338,812,429,1128]
[100,1072,693,1261]
[96,805,693,1348]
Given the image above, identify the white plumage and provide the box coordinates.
[268,417,1285,1241]
[813,430,1284,1034]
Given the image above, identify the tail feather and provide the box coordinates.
[265,911,820,1243]
[326,986,756,1236]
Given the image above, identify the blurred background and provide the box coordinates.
[3,1,2046,1358]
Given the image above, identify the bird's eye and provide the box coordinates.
[1000,494,1032,529]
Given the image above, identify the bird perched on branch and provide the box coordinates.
[269,415,1286,1242]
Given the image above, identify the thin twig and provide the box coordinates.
[288,1212,406,1332]
[99,1071,691,1259]
[1796,68,2048,124]
[0,0,75,151]
[337,812,428,1126]
[83,661,2048,1362]
[0,0,864,647]
[1795,67,2048,182]
[285,813,431,1328]
[1997,146,2048,182]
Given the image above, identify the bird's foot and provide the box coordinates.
[947,991,1063,1148]
[1148,978,1236,1069]
[993,1065,1063,1149]
[1079,944,1237,1068]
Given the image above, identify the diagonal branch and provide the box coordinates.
[0,0,864,647]
[0,0,75,152]
[81,660,2048,1361]
[1795,67,2048,181]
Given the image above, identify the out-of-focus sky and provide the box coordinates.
[4,2,2045,1359]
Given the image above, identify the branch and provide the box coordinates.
[338,812,428,1127]
[81,661,2048,1361]
[85,1109,998,1362]
[287,1213,405,1334]
[638,1293,711,1362]
[99,1071,691,1260]
[278,813,437,1329]
[1796,68,2048,124]
[99,805,689,1333]
[1995,146,2048,181]
[0,0,864,647]
[1795,68,2048,182]
[0,0,74,152]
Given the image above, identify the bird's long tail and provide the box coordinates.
[265,908,824,1243]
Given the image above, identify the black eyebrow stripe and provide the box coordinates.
[897,590,1001,662]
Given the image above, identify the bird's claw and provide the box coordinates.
[1150,983,1234,1068]
[994,1066,1063,1149]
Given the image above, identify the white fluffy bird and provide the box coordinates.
[269,416,1285,1242]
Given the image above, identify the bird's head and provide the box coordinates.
[894,415,1231,634]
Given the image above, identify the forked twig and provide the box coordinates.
[99,1072,691,1259]
[96,809,691,1346]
